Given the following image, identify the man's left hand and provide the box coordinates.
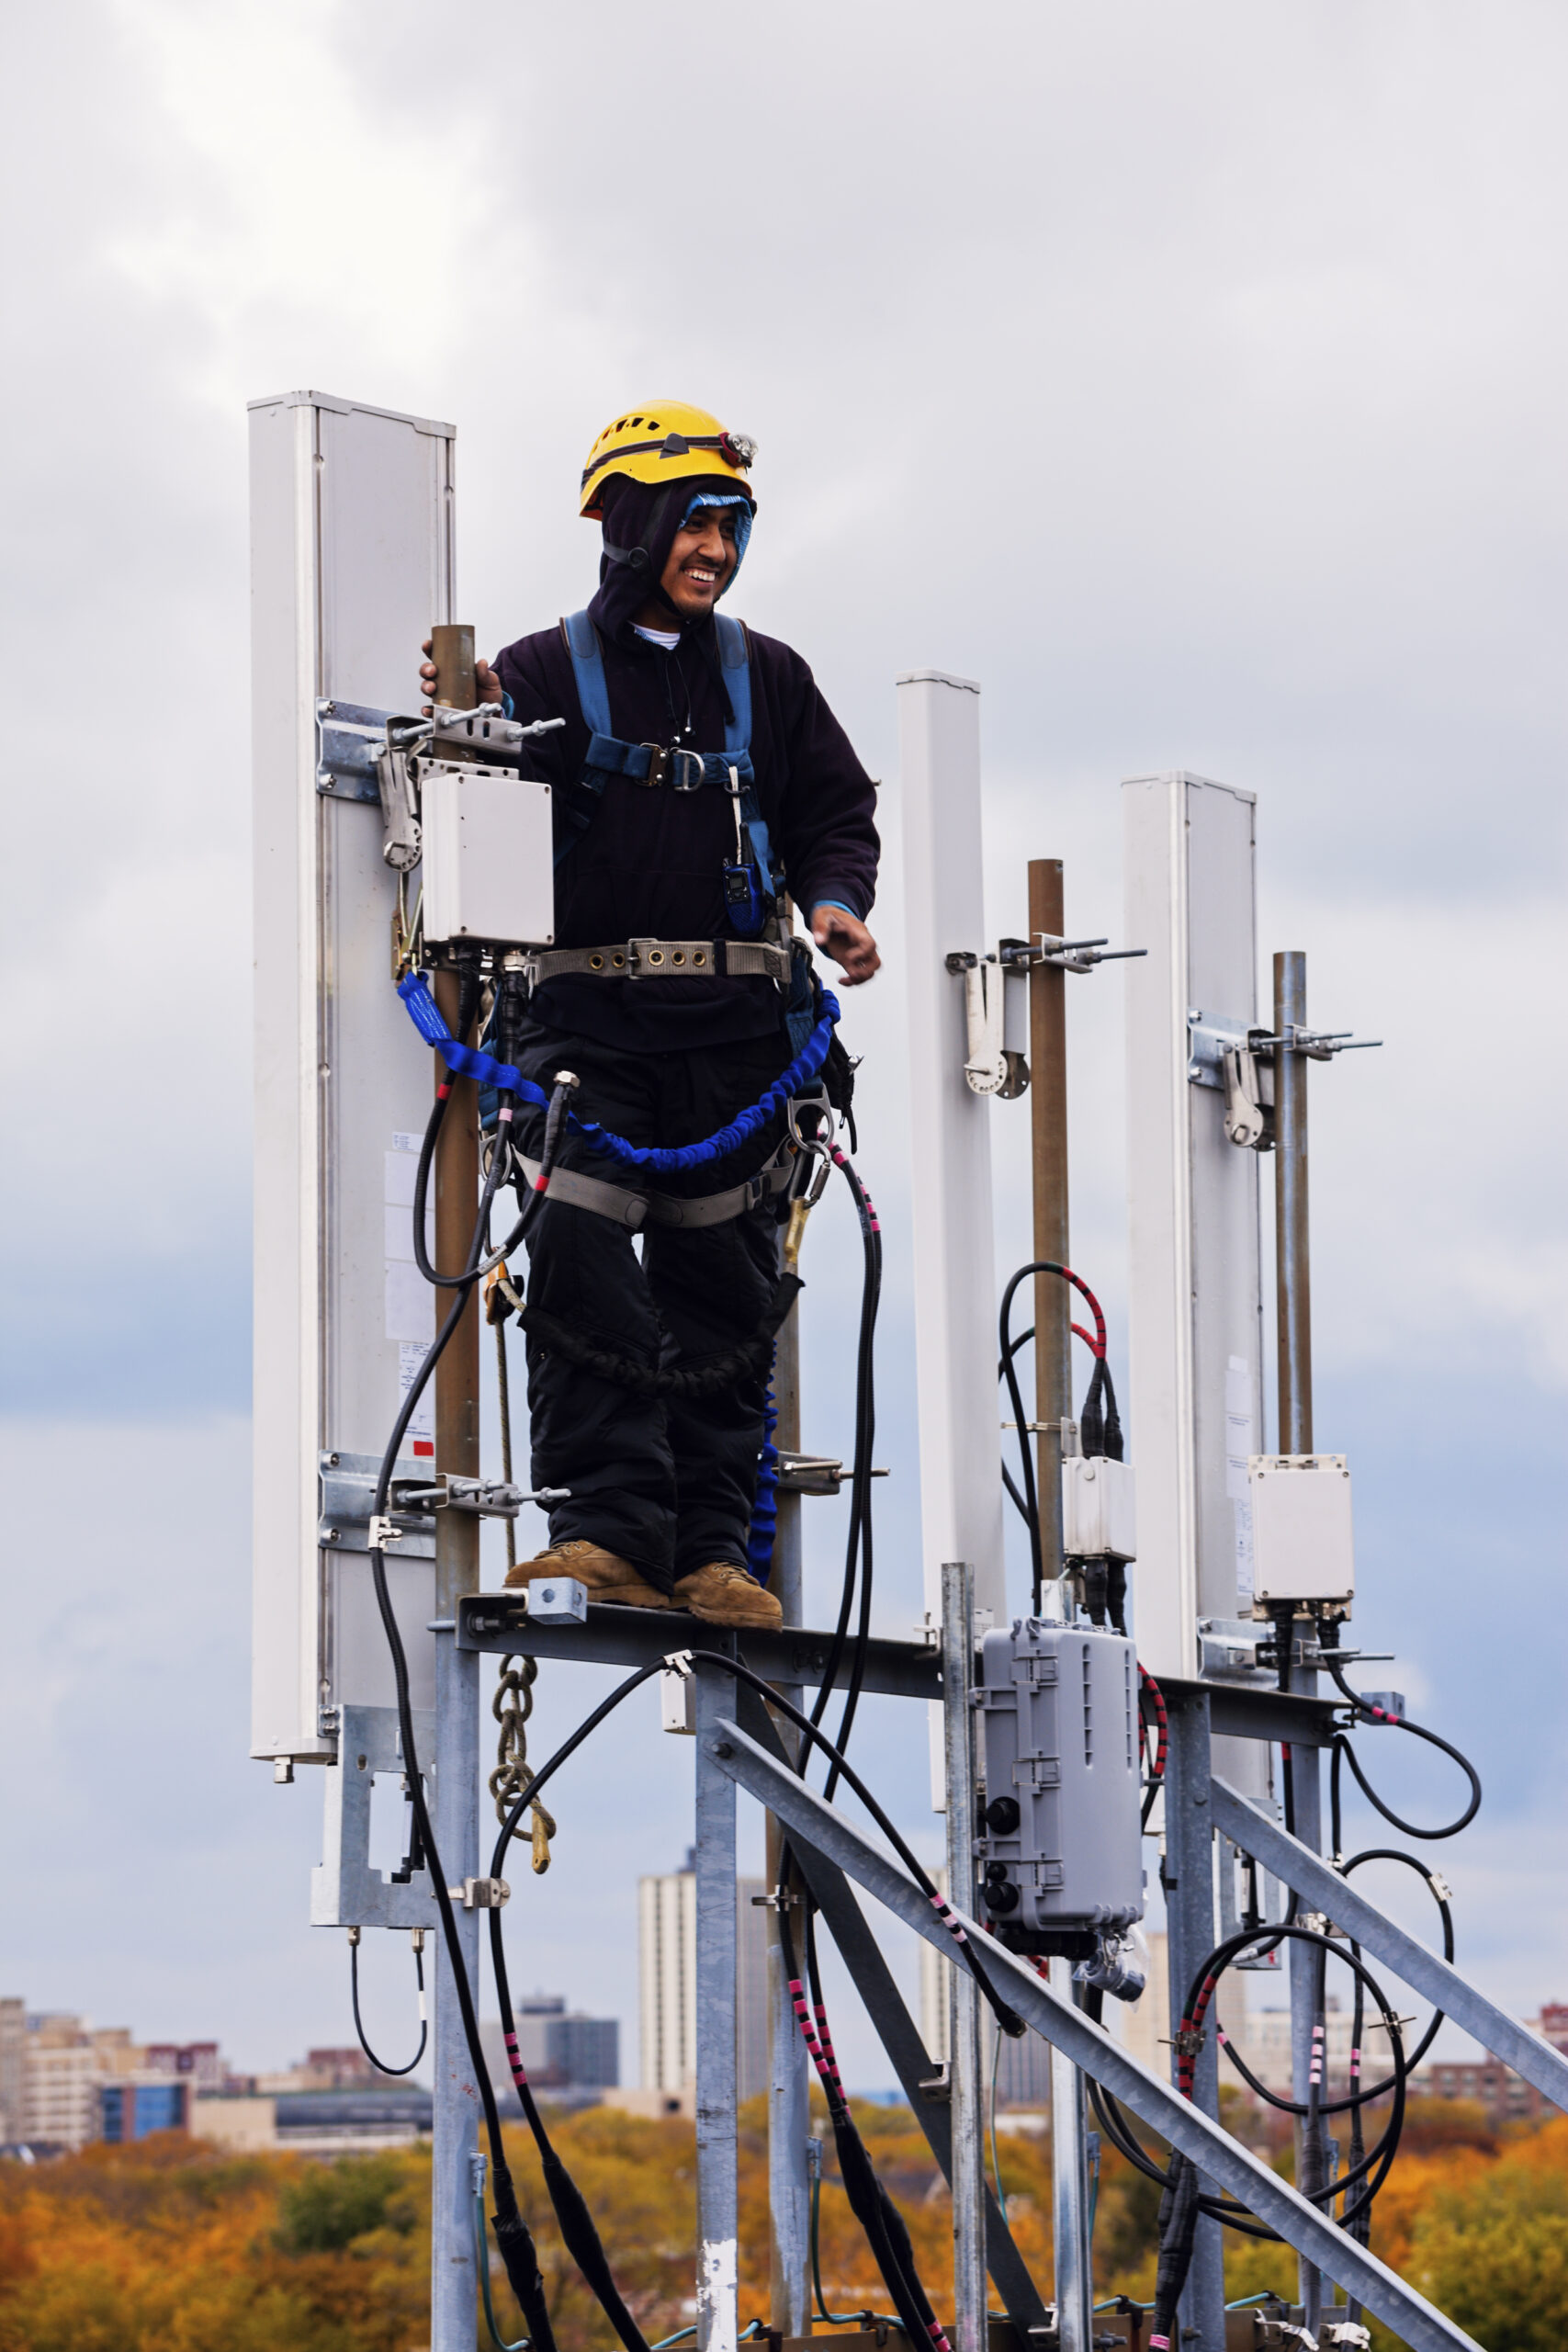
[811,906,880,986]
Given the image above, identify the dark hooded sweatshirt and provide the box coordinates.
[492,477,880,1053]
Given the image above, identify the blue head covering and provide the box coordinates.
[681,491,753,589]
[590,475,756,639]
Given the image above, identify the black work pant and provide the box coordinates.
[511,1017,789,1592]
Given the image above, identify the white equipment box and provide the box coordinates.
[422,765,555,947]
[1248,1454,1355,1606]
[1062,1454,1137,1563]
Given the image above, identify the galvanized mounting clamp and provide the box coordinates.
[1188,1009,1382,1152]
[776,1451,889,1496]
[394,1476,570,1520]
[447,1877,510,1909]
[948,932,1145,1098]
[367,1514,402,1549]
[516,1577,588,1625]
[946,947,1028,1097]
[1004,931,1146,977]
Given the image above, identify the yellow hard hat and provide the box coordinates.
[580,401,756,520]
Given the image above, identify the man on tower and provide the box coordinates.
[421,403,879,1629]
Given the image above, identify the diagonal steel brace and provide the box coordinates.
[1210,1777,1568,2114]
[731,1685,1054,2340]
[705,1715,1483,2352]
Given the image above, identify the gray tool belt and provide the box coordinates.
[525,935,793,989]
[519,1139,797,1232]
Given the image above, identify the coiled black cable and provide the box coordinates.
[812,1148,882,1799]
[997,1258,1121,1614]
[349,1932,427,2077]
[1084,1922,1411,2244]
[412,1076,532,1287]
[1322,1652,1483,1841]
[367,1045,558,2352]
[1083,1924,1409,2241]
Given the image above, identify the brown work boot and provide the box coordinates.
[504,1540,669,1610]
[671,1562,783,1629]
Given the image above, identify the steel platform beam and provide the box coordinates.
[454,1602,1341,1743]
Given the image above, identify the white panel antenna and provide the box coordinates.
[249,391,456,1762]
[1122,774,1265,1685]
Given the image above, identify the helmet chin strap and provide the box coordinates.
[603,484,676,584]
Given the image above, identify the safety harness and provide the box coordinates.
[518,934,792,989]
[512,1138,798,1232]
[555,607,783,941]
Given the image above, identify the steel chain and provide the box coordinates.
[491,1654,557,1870]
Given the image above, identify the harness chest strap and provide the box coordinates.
[555,608,781,900]
[519,1139,796,1231]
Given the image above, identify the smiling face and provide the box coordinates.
[656,504,741,619]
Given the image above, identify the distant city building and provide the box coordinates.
[143,2042,223,2089]
[1115,1931,1171,2083]
[0,2002,24,2144]
[638,1857,767,2101]
[1530,2007,1568,2055]
[0,2003,240,2152]
[20,2017,142,2151]
[303,2048,380,2088]
[192,2086,431,2154]
[1413,2057,1548,2127]
[479,1997,619,2104]
[919,1893,1053,2108]
[101,2079,189,2143]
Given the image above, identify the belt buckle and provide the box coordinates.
[639,744,671,788]
[671,750,705,793]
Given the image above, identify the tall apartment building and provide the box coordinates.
[0,2000,24,2143]
[17,2016,141,2150]
[919,1912,1054,2109]
[638,1858,769,2102]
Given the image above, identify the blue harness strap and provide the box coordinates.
[396,970,838,1172]
[557,611,619,869]
[554,608,781,901]
[713,614,780,903]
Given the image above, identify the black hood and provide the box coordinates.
[586,473,751,645]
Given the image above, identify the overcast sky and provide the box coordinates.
[1,0,1563,2089]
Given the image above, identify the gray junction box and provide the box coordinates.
[975,1621,1144,1939]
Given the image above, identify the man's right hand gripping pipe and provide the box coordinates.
[421,402,880,1629]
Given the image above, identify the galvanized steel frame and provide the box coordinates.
[704,1713,1483,2352]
